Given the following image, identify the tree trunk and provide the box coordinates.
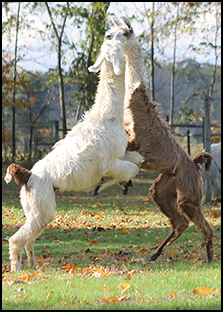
[150,2,155,101]
[57,36,67,137]
[169,4,178,129]
[45,2,68,138]
[12,2,20,160]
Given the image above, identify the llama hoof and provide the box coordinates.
[127,180,133,187]
[146,255,158,262]
[94,185,100,196]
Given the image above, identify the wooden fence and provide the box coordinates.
[34,119,221,162]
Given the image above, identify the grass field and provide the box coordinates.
[2,167,221,310]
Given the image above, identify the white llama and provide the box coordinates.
[4,33,140,271]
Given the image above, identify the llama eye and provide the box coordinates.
[106,34,113,40]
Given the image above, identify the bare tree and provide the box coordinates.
[150,2,155,101]
[12,2,20,160]
[45,2,69,138]
[169,3,179,128]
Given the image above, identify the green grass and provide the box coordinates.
[2,169,221,310]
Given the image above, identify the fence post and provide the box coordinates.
[55,120,59,142]
[34,135,37,164]
[204,94,211,202]
[187,130,190,155]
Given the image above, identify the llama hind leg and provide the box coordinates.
[148,174,189,261]
[9,207,55,271]
[25,240,36,268]
[178,200,214,262]
[9,224,30,272]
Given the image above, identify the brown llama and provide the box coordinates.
[108,16,214,263]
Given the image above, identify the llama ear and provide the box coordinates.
[111,16,122,27]
[120,16,133,33]
[88,53,105,72]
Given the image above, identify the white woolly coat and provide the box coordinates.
[25,60,128,200]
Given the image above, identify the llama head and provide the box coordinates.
[107,16,134,50]
[88,26,126,76]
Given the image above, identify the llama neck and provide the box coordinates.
[87,63,125,123]
[124,40,148,108]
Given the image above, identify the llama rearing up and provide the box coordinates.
[107,16,214,263]
[4,34,140,272]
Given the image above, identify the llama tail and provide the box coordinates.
[193,152,213,172]
[4,163,32,187]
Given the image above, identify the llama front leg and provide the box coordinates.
[95,159,139,194]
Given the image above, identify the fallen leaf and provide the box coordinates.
[107,296,119,303]
[117,282,132,293]
[198,286,214,295]
[46,235,58,240]
[121,227,131,234]
[89,239,99,245]
[211,211,219,218]
[103,285,109,292]
[82,300,89,304]
[168,291,175,298]
[163,269,169,276]
[61,264,77,271]
[117,282,131,289]
[169,250,178,256]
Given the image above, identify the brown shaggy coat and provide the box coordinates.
[111,16,214,262]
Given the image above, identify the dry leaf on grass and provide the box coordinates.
[121,227,131,234]
[61,263,77,271]
[168,291,176,298]
[169,250,178,256]
[198,286,214,295]
[103,285,109,292]
[107,296,119,303]
[117,282,132,294]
